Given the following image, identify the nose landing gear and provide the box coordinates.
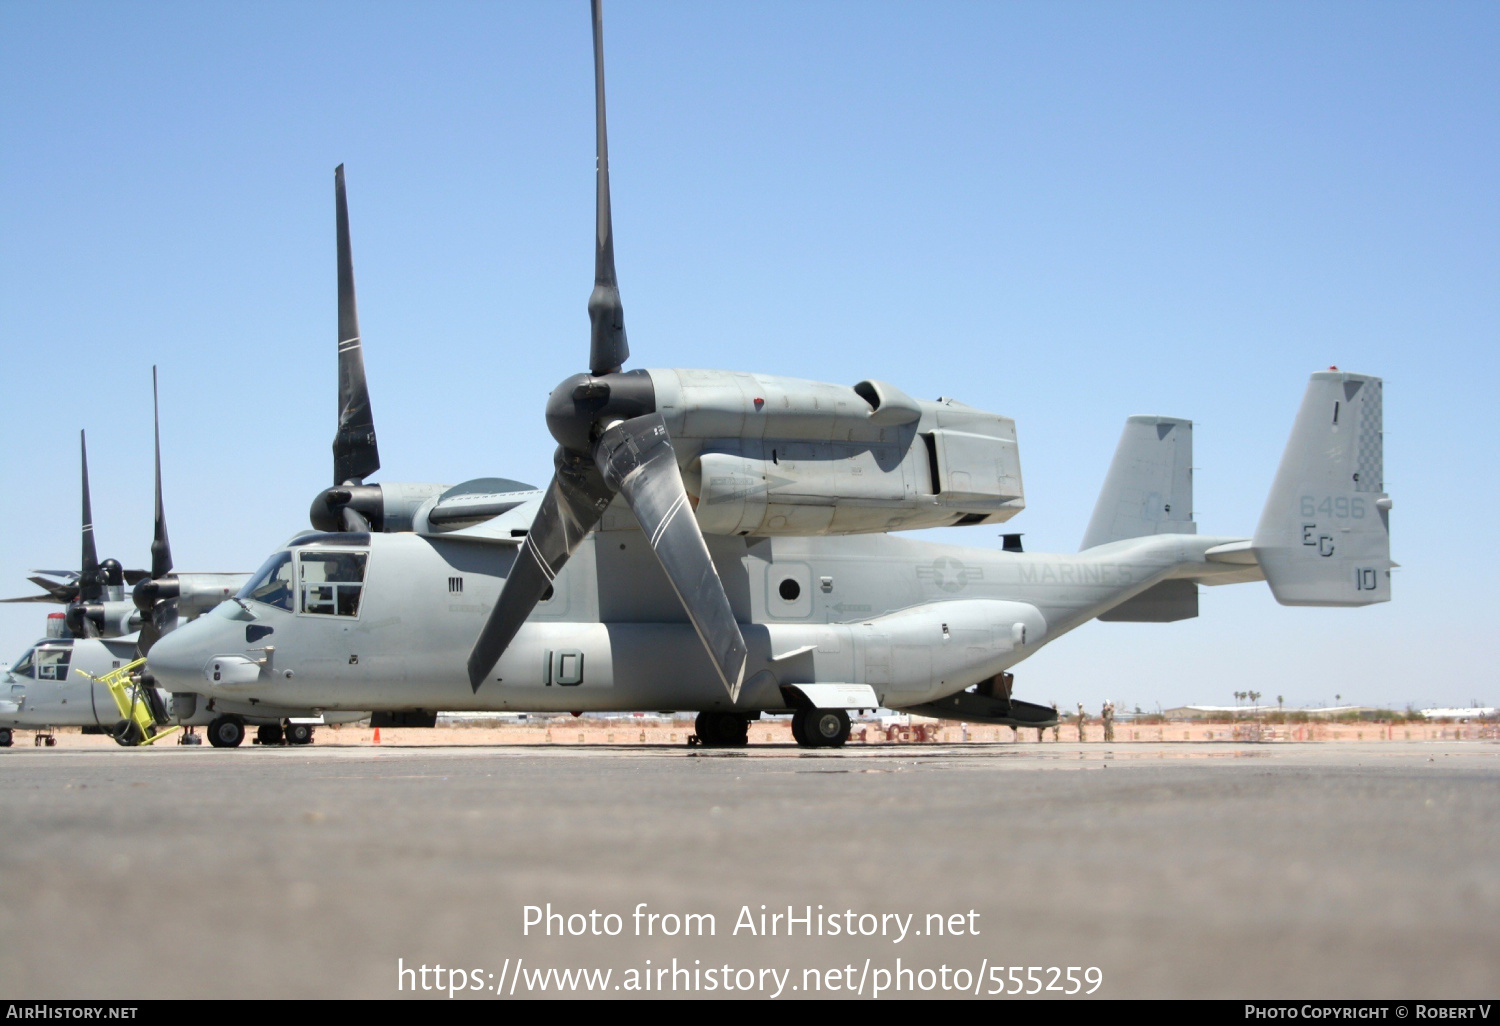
[207,715,245,748]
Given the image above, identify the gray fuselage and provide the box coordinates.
[147,504,1248,715]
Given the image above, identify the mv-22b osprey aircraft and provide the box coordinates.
[0,374,365,749]
[146,1,1394,748]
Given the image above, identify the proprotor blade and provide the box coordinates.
[27,576,77,602]
[587,0,629,376]
[339,506,371,533]
[333,164,379,486]
[466,449,616,691]
[595,415,748,701]
[135,618,161,657]
[79,431,101,602]
[135,595,178,658]
[0,588,67,606]
[149,367,173,580]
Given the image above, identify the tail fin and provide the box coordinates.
[1081,416,1194,549]
[1252,371,1392,606]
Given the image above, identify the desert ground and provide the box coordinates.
[12,714,1494,750]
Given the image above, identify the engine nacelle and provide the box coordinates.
[308,481,450,533]
[134,574,251,624]
[66,600,139,639]
[411,478,541,535]
[174,575,251,620]
[648,370,1024,536]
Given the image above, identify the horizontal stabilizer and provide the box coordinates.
[1252,371,1392,606]
[1082,416,1194,549]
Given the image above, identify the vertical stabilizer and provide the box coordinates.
[1081,416,1194,550]
[1252,371,1392,606]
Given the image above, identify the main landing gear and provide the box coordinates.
[692,711,750,748]
[251,721,316,746]
[284,723,315,746]
[690,709,852,748]
[792,708,851,749]
[215,718,317,748]
[0,728,12,748]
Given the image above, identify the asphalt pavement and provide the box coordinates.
[1,740,1495,999]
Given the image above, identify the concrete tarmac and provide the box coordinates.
[1,740,1496,999]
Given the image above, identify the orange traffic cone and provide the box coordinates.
[373,726,381,744]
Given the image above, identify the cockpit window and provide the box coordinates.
[10,643,73,680]
[297,550,368,617]
[237,551,295,611]
[33,646,71,680]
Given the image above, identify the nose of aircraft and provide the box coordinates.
[145,615,215,692]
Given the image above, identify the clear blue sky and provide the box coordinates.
[2,1,1495,711]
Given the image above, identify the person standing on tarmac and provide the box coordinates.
[1076,703,1088,742]
[1102,700,1116,743]
[1052,704,1061,742]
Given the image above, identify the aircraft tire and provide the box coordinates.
[795,708,849,748]
[285,723,314,746]
[719,715,749,747]
[812,709,851,748]
[0,728,12,748]
[790,712,808,747]
[694,711,723,746]
[208,716,245,748]
[256,724,284,746]
[694,712,750,748]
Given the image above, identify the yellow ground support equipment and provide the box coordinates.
[78,658,182,747]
